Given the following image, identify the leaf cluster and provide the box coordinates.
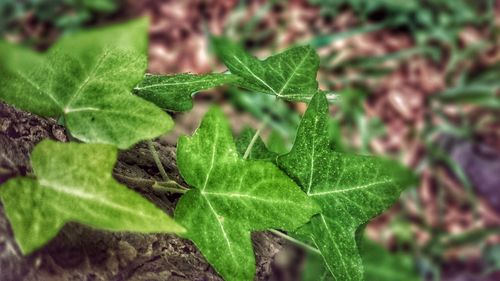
[0,17,182,253]
[0,18,417,281]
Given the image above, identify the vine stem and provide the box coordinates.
[153,182,188,194]
[147,140,170,182]
[114,173,156,189]
[243,121,266,160]
[243,113,272,160]
[269,229,321,255]
[242,95,283,160]
[114,173,189,193]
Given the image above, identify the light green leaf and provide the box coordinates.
[236,126,277,161]
[0,18,173,149]
[174,107,319,281]
[134,73,238,112]
[212,37,319,101]
[0,140,185,254]
[277,92,416,281]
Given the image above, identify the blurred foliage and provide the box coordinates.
[2,0,498,279]
[228,87,301,149]
[363,239,420,281]
[484,245,500,274]
[309,0,494,45]
[331,88,386,154]
[309,0,497,88]
[0,0,118,43]
[437,64,500,108]
[302,239,421,281]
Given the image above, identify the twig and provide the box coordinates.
[113,173,156,190]
[153,182,188,194]
[243,122,266,160]
[114,173,189,194]
[269,229,321,255]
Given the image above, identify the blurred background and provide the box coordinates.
[1,0,499,280]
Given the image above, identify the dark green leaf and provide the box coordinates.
[134,73,238,111]
[277,92,416,280]
[212,37,319,101]
[174,107,319,281]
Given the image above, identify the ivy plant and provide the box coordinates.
[0,19,417,281]
[0,18,173,149]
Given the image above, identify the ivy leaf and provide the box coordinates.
[0,18,173,149]
[212,37,320,101]
[174,107,319,281]
[0,140,185,254]
[277,92,416,280]
[134,73,238,112]
[236,126,277,161]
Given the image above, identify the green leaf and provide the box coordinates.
[134,73,238,112]
[277,92,416,280]
[362,240,420,281]
[212,37,320,101]
[302,239,420,281]
[0,140,185,254]
[0,18,173,149]
[303,252,336,281]
[236,126,277,161]
[267,129,290,154]
[174,107,319,281]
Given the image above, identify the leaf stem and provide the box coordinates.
[269,229,321,255]
[114,173,189,194]
[243,96,281,160]
[147,140,170,182]
[243,122,266,160]
[153,182,188,194]
[114,173,156,189]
